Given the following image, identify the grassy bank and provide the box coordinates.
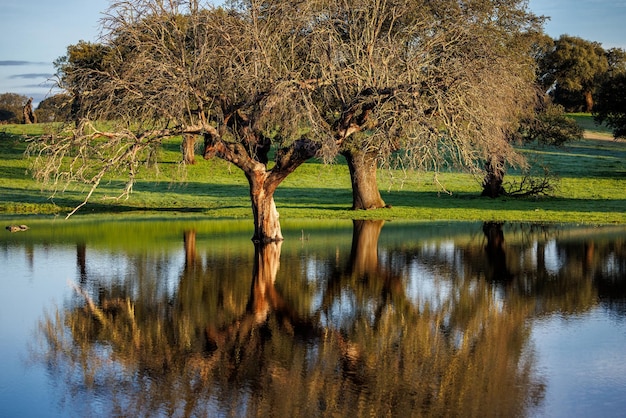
[1,115,625,225]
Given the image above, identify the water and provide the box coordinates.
[1,219,625,417]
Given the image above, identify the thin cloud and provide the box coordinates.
[0,60,49,66]
[9,73,53,80]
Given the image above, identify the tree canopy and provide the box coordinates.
[34,94,72,123]
[594,73,626,139]
[539,35,612,112]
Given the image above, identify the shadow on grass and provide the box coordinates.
[2,177,625,219]
[0,132,30,159]
[519,140,626,179]
[0,166,30,179]
[381,189,626,214]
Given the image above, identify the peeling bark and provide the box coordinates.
[247,170,283,243]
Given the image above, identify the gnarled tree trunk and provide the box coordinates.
[23,97,36,124]
[247,170,283,243]
[343,149,386,210]
[481,158,506,198]
[204,133,319,243]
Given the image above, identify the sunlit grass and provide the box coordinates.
[1,121,625,225]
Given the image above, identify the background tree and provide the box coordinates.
[541,35,609,112]
[53,40,114,126]
[0,93,30,124]
[594,73,626,139]
[594,46,626,139]
[605,47,626,76]
[35,94,73,123]
[308,0,541,209]
[481,30,589,199]
[493,100,582,198]
[481,91,583,198]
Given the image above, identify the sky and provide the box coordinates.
[1,0,625,107]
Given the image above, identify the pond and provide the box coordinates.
[1,219,625,417]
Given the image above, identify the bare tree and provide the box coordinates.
[30,0,542,240]
[30,0,332,243]
[305,0,542,209]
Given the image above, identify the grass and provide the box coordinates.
[568,112,614,137]
[1,114,625,225]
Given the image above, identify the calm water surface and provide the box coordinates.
[1,219,625,417]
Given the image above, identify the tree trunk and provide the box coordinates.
[481,158,506,198]
[583,90,594,113]
[247,170,283,243]
[182,134,196,165]
[343,149,386,210]
[204,134,319,243]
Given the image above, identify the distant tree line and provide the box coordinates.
[0,92,71,124]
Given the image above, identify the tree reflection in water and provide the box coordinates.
[34,220,626,416]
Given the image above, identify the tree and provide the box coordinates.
[594,72,626,139]
[308,0,541,209]
[35,94,73,123]
[605,47,626,76]
[541,35,609,112]
[594,46,626,139]
[30,0,541,238]
[481,95,583,198]
[0,93,30,124]
[53,40,114,126]
[31,0,333,243]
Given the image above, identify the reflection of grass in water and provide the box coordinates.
[1,123,626,224]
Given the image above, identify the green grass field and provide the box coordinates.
[1,114,625,225]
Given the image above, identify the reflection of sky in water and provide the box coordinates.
[406,260,452,311]
[405,241,457,311]
[543,240,563,276]
[1,246,76,417]
[531,309,626,418]
[304,257,330,314]
[79,249,184,300]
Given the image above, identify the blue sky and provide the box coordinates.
[1,0,624,106]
